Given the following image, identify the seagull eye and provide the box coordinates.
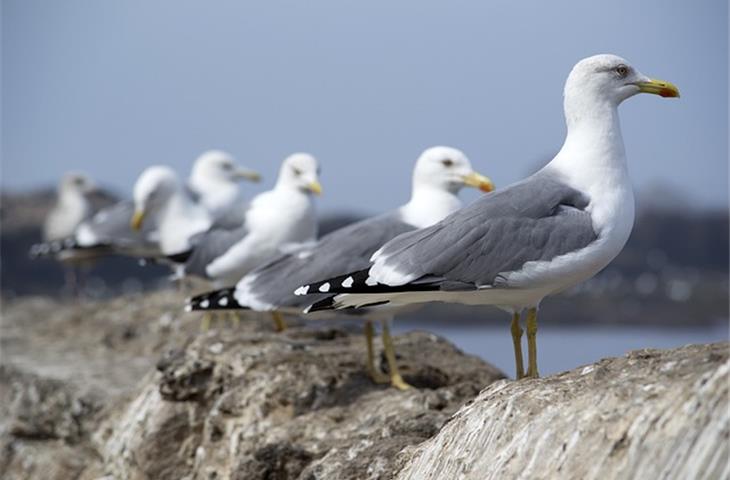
[615,65,629,78]
[292,167,302,176]
[221,163,233,171]
[441,159,454,167]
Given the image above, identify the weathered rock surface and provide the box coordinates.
[0,292,504,479]
[395,342,729,480]
[1,292,727,480]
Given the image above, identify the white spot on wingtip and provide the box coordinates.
[342,276,354,288]
[184,305,192,313]
[365,276,378,286]
[218,297,229,307]
[294,285,310,296]
[318,282,330,293]
[199,299,210,309]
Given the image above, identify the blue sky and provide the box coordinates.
[3,0,727,214]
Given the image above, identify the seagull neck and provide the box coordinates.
[272,181,308,199]
[158,189,211,254]
[189,177,239,217]
[58,188,90,217]
[400,185,462,228]
[549,98,629,192]
[59,188,85,206]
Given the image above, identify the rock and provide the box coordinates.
[1,293,727,480]
[97,328,504,480]
[394,342,729,480]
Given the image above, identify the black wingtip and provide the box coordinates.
[166,250,193,264]
[185,287,247,312]
[305,295,338,313]
[29,239,69,259]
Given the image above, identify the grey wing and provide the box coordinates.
[183,225,249,278]
[239,212,415,308]
[209,202,249,230]
[79,201,160,255]
[368,170,598,289]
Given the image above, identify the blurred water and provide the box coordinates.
[392,322,729,378]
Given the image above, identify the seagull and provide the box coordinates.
[298,54,680,380]
[186,146,494,387]
[188,150,261,227]
[129,165,214,257]
[42,172,96,245]
[36,172,98,293]
[180,153,322,329]
[30,150,260,261]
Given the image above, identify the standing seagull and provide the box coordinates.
[129,165,213,257]
[39,173,97,292]
[179,153,322,330]
[186,147,493,385]
[42,173,96,243]
[299,54,680,379]
[188,150,261,225]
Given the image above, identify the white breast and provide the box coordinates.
[205,189,317,284]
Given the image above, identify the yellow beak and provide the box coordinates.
[307,181,323,195]
[462,172,495,193]
[235,168,262,183]
[130,209,146,231]
[633,78,680,98]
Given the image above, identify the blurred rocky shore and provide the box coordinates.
[1,291,727,479]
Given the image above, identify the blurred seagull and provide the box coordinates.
[31,150,260,261]
[37,172,98,293]
[298,54,680,380]
[129,165,213,257]
[186,146,494,387]
[178,153,322,291]
[42,172,96,245]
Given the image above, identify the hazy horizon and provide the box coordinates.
[3,1,728,215]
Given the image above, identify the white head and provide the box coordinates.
[190,150,261,187]
[564,54,680,124]
[275,153,323,195]
[412,146,494,194]
[131,166,180,230]
[59,172,95,196]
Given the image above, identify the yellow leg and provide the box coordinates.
[271,312,287,332]
[228,311,240,328]
[364,321,389,384]
[526,307,540,378]
[381,321,412,390]
[200,312,212,332]
[511,312,525,380]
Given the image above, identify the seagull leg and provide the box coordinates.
[271,312,287,332]
[381,320,412,390]
[526,307,540,378]
[510,311,526,380]
[200,312,212,332]
[228,311,240,328]
[364,320,389,384]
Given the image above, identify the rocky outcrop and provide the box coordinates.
[0,293,504,480]
[395,342,729,480]
[95,328,503,480]
[1,293,727,480]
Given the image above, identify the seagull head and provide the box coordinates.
[277,153,323,195]
[565,54,680,109]
[413,146,494,194]
[191,150,261,186]
[60,172,96,195]
[131,166,179,231]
